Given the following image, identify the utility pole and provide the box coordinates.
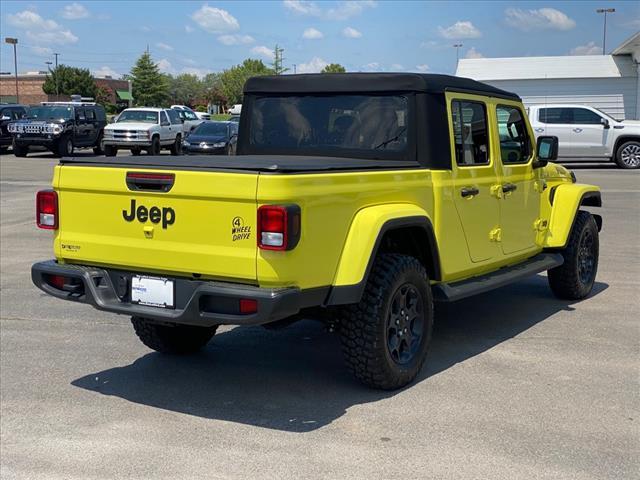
[52,53,60,99]
[273,45,286,75]
[293,64,297,74]
[453,43,463,70]
[596,8,615,55]
[5,37,19,103]
[53,52,59,68]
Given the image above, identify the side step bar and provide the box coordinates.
[432,253,563,302]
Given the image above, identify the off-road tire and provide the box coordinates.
[57,135,74,157]
[0,146,7,155]
[337,254,433,390]
[104,144,117,157]
[13,142,28,157]
[93,133,104,155]
[615,140,640,169]
[548,210,599,300]
[131,316,217,354]
[169,134,181,156]
[147,136,160,155]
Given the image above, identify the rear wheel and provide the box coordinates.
[93,133,104,155]
[104,144,117,157]
[548,210,599,300]
[57,135,74,157]
[131,317,217,354]
[147,136,160,155]
[615,140,640,169]
[169,134,181,156]
[13,142,28,157]
[337,254,433,390]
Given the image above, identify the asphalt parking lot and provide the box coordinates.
[1,150,638,479]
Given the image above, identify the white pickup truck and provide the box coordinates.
[527,104,640,169]
[103,107,184,156]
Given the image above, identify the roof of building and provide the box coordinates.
[456,54,636,81]
[612,31,640,57]
[244,73,520,99]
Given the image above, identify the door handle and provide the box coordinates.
[502,183,517,194]
[460,186,479,198]
[534,128,544,133]
[573,128,583,133]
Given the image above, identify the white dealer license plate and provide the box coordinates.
[131,276,175,308]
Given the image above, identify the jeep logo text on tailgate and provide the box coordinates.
[123,199,175,229]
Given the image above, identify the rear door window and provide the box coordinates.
[451,100,490,166]
[538,107,571,124]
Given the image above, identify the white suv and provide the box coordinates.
[103,108,183,156]
[528,104,640,169]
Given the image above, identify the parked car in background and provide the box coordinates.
[528,104,640,169]
[170,105,204,132]
[227,104,242,115]
[182,120,238,155]
[194,111,211,120]
[0,104,28,153]
[8,102,106,157]
[103,107,183,156]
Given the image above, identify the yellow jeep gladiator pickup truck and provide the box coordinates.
[32,73,602,390]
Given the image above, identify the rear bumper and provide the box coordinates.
[31,260,303,327]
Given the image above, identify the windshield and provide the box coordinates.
[28,106,73,120]
[249,95,409,157]
[193,122,229,136]
[177,110,198,121]
[117,110,159,124]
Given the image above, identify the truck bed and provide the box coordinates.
[60,155,420,173]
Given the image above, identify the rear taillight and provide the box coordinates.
[257,205,301,251]
[36,190,58,230]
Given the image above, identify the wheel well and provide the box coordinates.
[613,135,640,155]
[378,225,441,281]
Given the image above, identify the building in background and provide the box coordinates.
[0,73,132,108]
[456,31,640,120]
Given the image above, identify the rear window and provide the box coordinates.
[248,95,409,158]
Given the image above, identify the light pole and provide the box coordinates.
[453,43,463,69]
[596,8,615,55]
[4,37,18,103]
[45,61,54,100]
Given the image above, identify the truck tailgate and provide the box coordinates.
[56,165,258,282]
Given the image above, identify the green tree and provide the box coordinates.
[94,85,112,106]
[219,59,274,105]
[130,52,170,107]
[321,63,346,73]
[169,73,204,106]
[42,65,96,98]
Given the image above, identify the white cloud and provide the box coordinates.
[251,45,275,59]
[391,63,404,70]
[157,58,173,73]
[420,40,439,49]
[283,0,321,17]
[9,10,79,44]
[185,24,194,33]
[303,27,323,39]
[364,62,380,71]
[93,66,119,78]
[438,20,481,39]
[218,34,255,45]
[61,3,89,20]
[297,57,329,73]
[415,64,429,72]
[180,67,210,78]
[283,0,375,20]
[465,47,484,59]
[191,4,239,34]
[31,45,53,55]
[505,8,575,31]
[342,26,362,38]
[140,25,151,32]
[570,41,601,56]
[156,42,173,51]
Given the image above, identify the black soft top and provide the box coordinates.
[244,73,519,100]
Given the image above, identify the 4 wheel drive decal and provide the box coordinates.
[122,199,175,229]
[232,216,251,241]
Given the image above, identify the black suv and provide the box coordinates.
[0,104,28,153]
[8,102,106,157]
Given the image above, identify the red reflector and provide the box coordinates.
[36,190,58,230]
[48,275,66,289]
[259,206,285,232]
[239,298,258,314]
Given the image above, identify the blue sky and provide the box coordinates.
[1,1,638,78]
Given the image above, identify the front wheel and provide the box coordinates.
[131,317,217,354]
[337,254,433,390]
[104,144,117,157]
[548,211,599,300]
[12,142,28,157]
[147,136,160,155]
[615,140,640,169]
[57,135,74,157]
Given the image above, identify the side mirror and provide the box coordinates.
[533,136,558,168]
[600,117,610,129]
